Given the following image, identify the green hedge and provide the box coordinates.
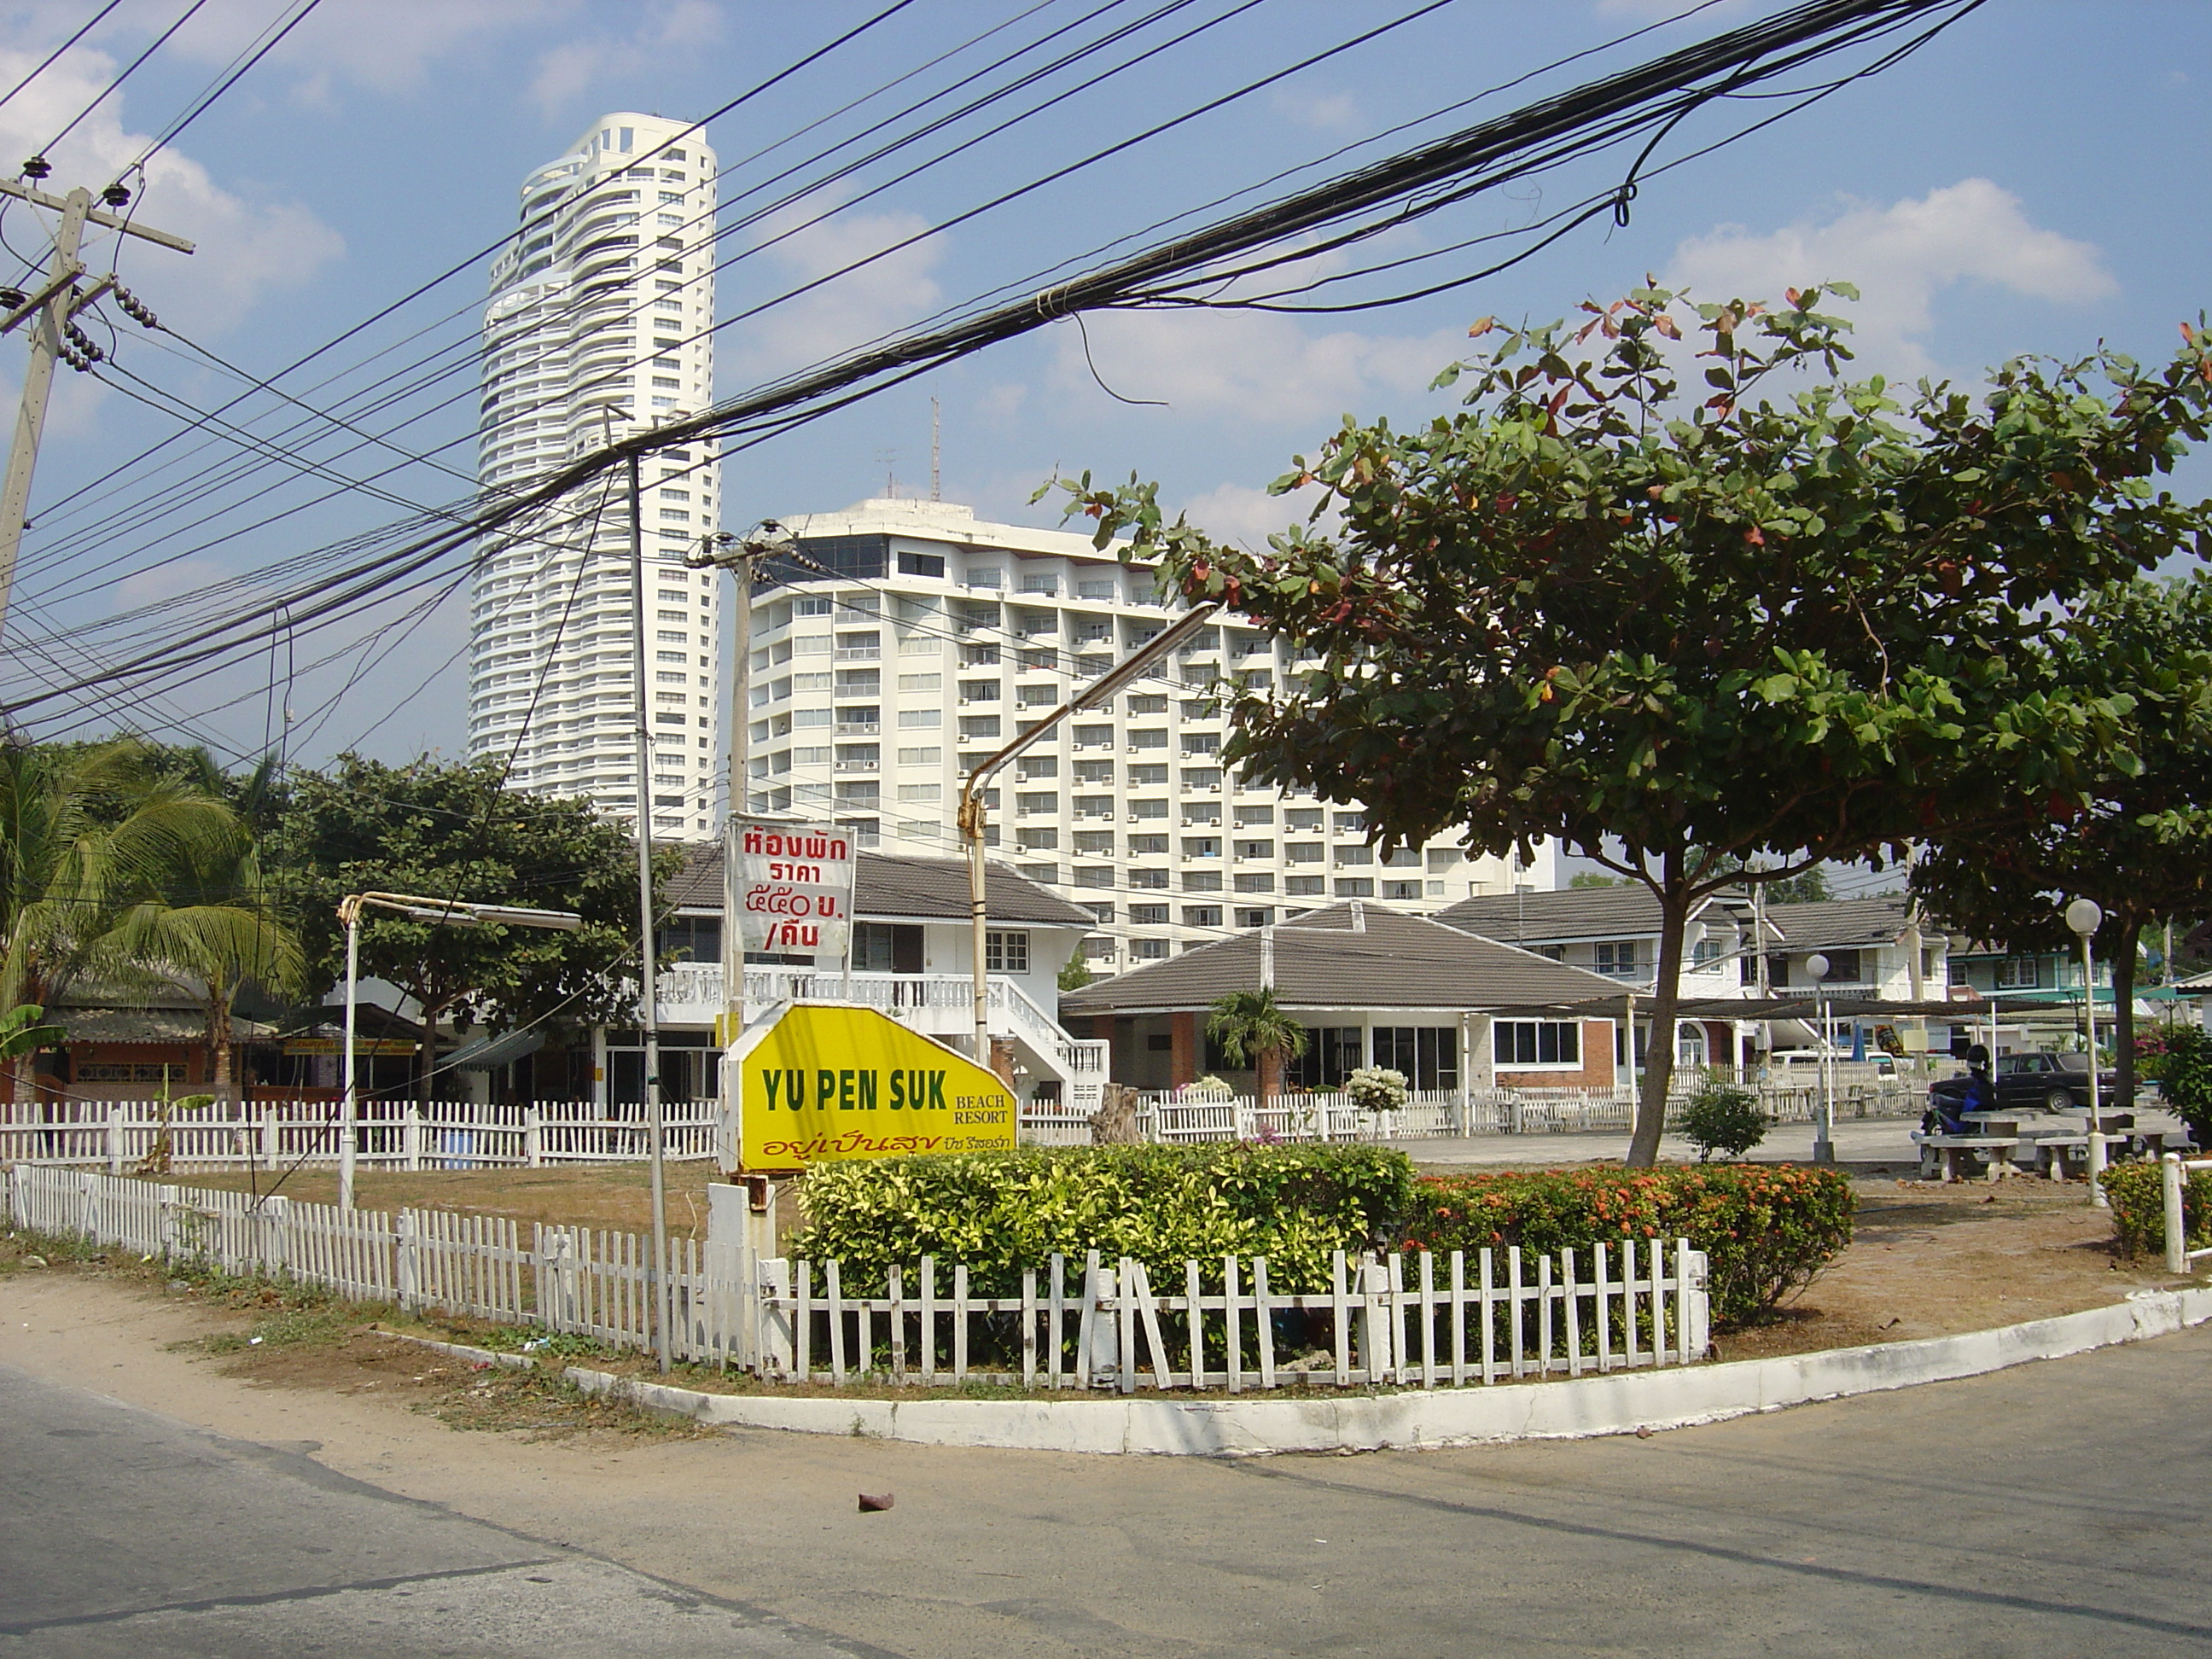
[2098,1161,2212,1260]
[790,1147,1854,1328]
[1400,1165,1855,1327]
[789,1144,1415,1295]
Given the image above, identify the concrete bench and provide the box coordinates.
[1912,1132,2020,1183]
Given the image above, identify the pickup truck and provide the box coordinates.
[1928,1051,2119,1115]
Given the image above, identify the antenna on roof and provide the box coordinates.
[930,398,941,502]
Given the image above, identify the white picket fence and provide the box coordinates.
[1017,1076,1926,1146]
[0,1163,1710,1393]
[0,1098,720,1173]
[780,1237,1709,1392]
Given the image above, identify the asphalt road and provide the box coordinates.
[0,1364,876,1658]
[3,1296,2209,1657]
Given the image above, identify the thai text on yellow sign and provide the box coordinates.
[731,1003,1016,1173]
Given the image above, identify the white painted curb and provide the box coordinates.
[388,1285,2212,1457]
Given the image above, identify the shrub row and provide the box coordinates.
[789,1144,1415,1296]
[2098,1160,2212,1260]
[1400,1164,1856,1328]
[792,1148,1855,1326]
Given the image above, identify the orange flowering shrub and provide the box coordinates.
[1401,1164,1854,1327]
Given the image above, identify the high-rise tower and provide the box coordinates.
[468,113,721,841]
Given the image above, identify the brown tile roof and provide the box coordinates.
[667,843,1094,928]
[1061,902,1627,1016]
[1436,884,1752,944]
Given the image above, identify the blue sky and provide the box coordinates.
[1,0,2207,809]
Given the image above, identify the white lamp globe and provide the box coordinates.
[2065,897,2103,938]
[1805,952,1830,982]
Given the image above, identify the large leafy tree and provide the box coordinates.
[279,754,661,1105]
[1912,576,2212,1109]
[1052,287,2212,1165]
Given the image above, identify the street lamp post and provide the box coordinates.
[336,894,582,1213]
[2066,896,2109,1208]
[1805,952,1835,1164]
[956,602,1219,1062]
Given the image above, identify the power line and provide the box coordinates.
[0,3,126,115]
[30,0,209,164]
[3,0,1976,733]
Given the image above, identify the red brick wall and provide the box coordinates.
[1490,1019,1616,1090]
[1169,1010,1198,1087]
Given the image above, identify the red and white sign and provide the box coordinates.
[728,821,857,961]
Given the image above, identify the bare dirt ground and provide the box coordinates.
[175,1161,725,1239]
[1715,1178,2180,1360]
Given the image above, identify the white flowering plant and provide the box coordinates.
[1343,1066,1410,1113]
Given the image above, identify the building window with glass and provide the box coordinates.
[1493,1020,1581,1068]
[1371,1026,1458,1091]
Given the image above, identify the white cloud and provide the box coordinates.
[1268,85,1359,131]
[1666,178,2116,381]
[725,197,946,387]
[1179,480,1335,553]
[4,0,572,103]
[527,1,722,118]
[1050,306,1461,428]
[0,45,343,336]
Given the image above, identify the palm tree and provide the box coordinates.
[0,740,269,1099]
[1205,987,1309,1110]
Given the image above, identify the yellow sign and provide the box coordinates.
[731,1003,1017,1173]
[281,1037,414,1057]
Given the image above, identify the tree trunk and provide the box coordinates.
[207,985,234,1106]
[2110,914,2142,1110]
[1626,853,1691,1168]
[1257,1045,1281,1110]
[415,998,450,1114]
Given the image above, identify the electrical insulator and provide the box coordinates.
[101,183,130,207]
[20,155,49,180]
[0,289,24,311]
[114,288,157,329]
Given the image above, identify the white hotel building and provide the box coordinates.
[746,498,1551,969]
[467,112,723,841]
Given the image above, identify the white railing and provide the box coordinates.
[0,1098,719,1172]
[2163,1154,2212,1275]
[0,1164,1709,1394]
[1012,1076,1930,1147]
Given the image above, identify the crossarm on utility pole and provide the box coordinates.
[0,183,190,644]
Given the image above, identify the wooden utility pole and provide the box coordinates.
[0,178,193,642]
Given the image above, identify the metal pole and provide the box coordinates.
[963,789,991,1063]
[728,537,751,1039]
[2082,931,2107,1208]
[340,904,359,1211]
[627,448,672,1373]
[1815,988,1835,1165]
